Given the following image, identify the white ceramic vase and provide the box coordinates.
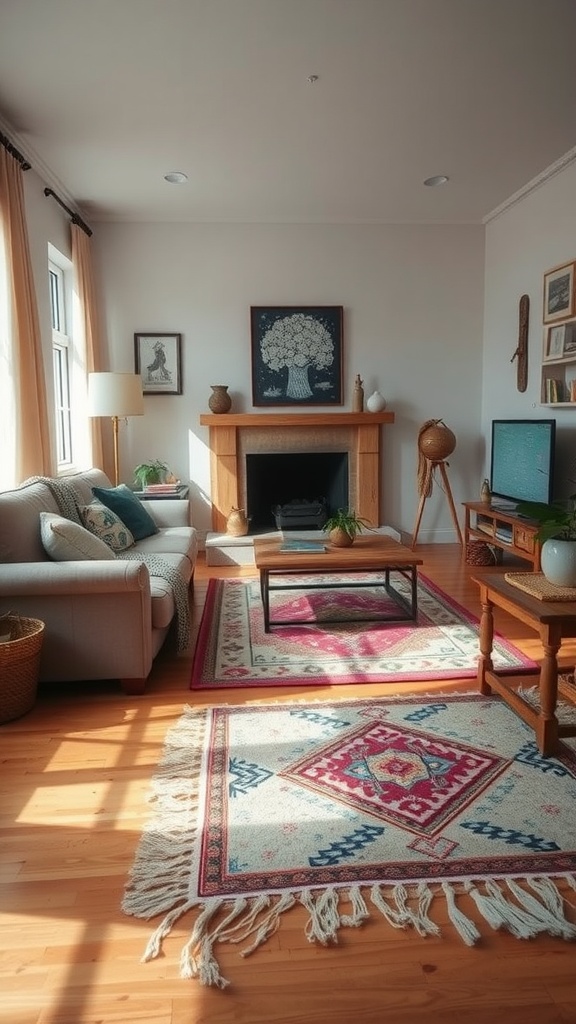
[540,538,576,587]
[366,390,386,412]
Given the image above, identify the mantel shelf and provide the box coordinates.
[200,411,394,427]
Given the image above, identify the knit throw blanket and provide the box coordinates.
[31,476,191,652]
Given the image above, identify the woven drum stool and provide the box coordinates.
[0,615,45,724]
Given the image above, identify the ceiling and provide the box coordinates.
[1,0,576,226]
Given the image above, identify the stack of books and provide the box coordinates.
[144,482,181,493]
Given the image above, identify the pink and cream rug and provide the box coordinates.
[190,572,537,690]
[122,692,576,987]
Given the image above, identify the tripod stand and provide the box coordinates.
[411,459,463,549]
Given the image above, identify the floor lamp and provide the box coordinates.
[87,373,144,485]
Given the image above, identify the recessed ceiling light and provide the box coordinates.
[164,171,188,184]
[423,175,449,187]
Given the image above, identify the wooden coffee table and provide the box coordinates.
[253,535,423,632]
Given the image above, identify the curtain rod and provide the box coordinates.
[43,186,93,237]
[0,130,31,170]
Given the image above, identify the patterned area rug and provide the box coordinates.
[123,693,576,987]
[190,573,537,690]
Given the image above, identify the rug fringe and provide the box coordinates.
[133,876,576,984]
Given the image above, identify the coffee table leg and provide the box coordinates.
[477,589,494,695]
[260,568,270,633]
[537,626,561,756]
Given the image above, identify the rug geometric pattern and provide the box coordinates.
[122,693,576,985]
[191,572,537,690]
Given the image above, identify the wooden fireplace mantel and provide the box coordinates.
[199,411,395,532]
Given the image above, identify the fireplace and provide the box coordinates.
[246,451,348,531]
[199,412,394,533]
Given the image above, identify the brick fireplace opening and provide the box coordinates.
[199,412,394,534]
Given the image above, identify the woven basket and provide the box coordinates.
[466,540,497,567]
[0,615,45,724]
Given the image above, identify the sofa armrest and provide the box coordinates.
[144,498,192,528]
[0,561,154,683]
[0,559,149,596]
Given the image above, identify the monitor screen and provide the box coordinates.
[490,419,555,507]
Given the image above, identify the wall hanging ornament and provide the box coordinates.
[208,385,232,414]
[511,293,529,392]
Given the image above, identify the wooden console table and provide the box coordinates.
[472,572,576,755]
[463,502,541,569]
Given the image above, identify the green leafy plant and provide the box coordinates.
[322,508,371,539]
[516,495,576,542]
[133,459,169,489]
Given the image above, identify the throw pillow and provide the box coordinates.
[40,512,117,561]
[78,501,135,553]
[92,484,159,541]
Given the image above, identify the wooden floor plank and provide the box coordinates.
[2,544,576,1024]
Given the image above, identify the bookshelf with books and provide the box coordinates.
[541,315,576,407]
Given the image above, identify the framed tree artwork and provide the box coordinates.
[134,333,182,395]
[250,306,343,406]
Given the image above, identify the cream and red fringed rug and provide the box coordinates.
[122,692,576,988]
[190,573,537,690]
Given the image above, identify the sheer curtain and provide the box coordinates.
[71,223,104,470]
[0,146,52,487]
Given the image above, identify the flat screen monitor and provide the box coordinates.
[489,419,555,508]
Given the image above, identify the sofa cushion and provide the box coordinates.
[0,480,60,563]
[79,501,135,552]
[92,484,158,541]
[40,512,117,561]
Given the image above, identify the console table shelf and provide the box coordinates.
[463,502,542,570]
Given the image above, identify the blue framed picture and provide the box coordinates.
[250,306,343,407]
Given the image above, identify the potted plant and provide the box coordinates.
[516,495,576,586]
[133,460,169,490]
[323,508,371,548]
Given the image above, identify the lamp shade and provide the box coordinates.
[87,373,144,418]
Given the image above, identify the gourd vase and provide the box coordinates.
[480,478,491,504]
[540,538,576,588]
[366,390,386,413]
[208,385,232,414]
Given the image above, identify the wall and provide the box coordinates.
[483,161,576,496]
[94,222,484,542]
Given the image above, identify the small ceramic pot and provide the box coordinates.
[366,390,386,413]
[208,385,232,414]
[329,527,354,547]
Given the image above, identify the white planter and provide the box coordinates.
[540,538,576,587]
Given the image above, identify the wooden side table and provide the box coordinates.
[471,572,576,755]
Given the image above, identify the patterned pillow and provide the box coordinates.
[79,501,135,552]
[40,512,117,561]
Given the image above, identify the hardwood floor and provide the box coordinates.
[2,545,576,1024]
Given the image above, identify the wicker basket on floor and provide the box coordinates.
[0,615,45,724]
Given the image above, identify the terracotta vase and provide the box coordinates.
[329,526,354,547]
[208,385,232,414]
[226,507,249,537]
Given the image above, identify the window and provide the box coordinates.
[49,260,73,467]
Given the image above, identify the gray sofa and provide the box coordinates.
[0,468,198,694]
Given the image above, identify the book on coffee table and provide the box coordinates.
[278,539,326,553]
